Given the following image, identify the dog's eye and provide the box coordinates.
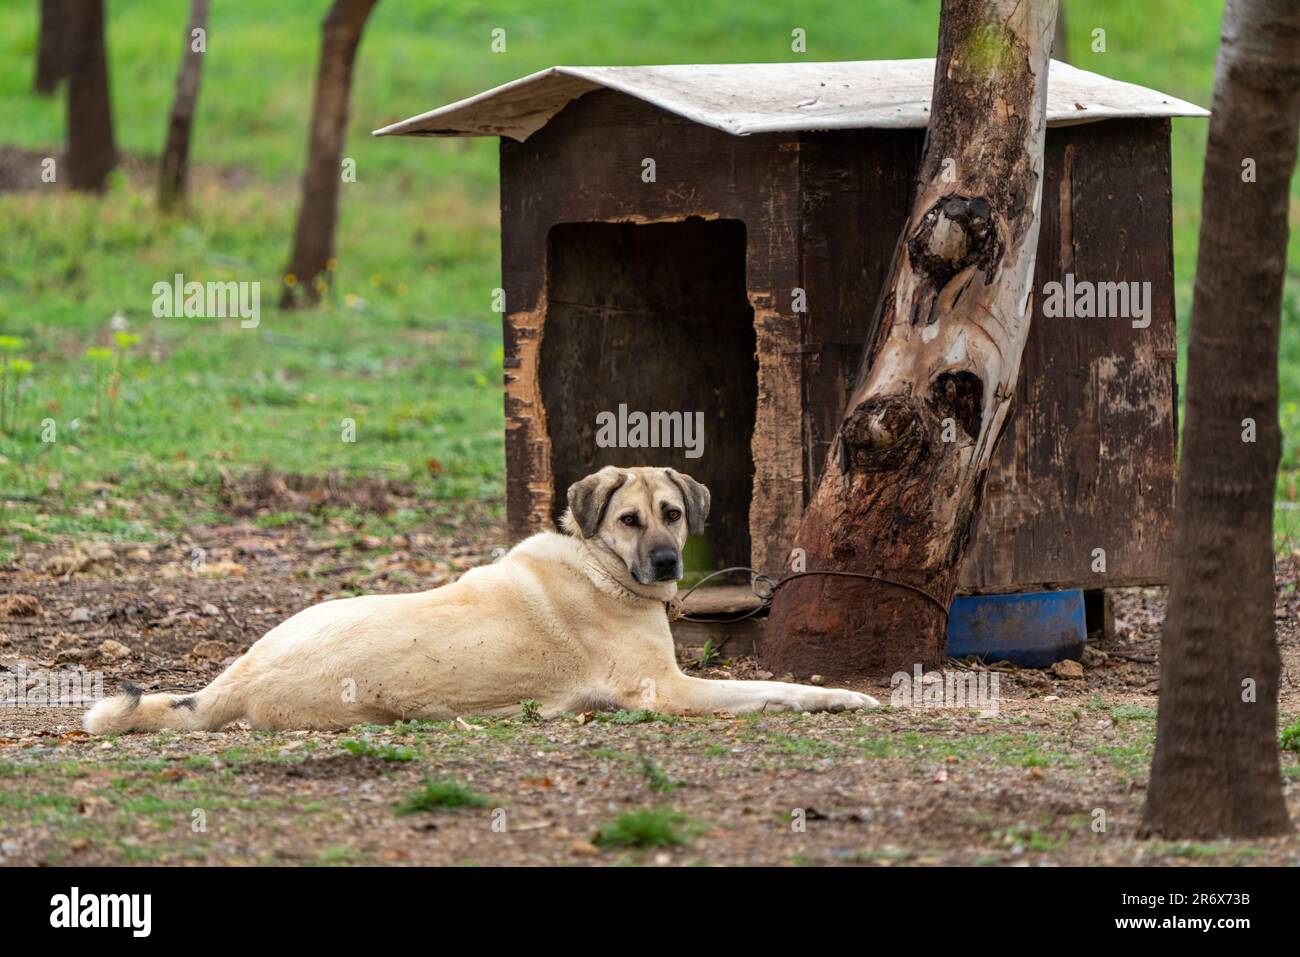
[620,514,639,527]
[664,508,682,523]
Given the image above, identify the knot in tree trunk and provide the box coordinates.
[838,395,929,474]
[907,194,1000,290]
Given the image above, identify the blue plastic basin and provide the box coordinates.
[945,589,1086,668]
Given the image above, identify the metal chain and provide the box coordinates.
[674,566,776,623]
[672,566,950,623]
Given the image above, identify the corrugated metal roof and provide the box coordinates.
[372,59,1208,141]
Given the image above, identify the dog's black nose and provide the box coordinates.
[650,547,680,581]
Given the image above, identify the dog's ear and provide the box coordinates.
[663,469,711,536]
[566,467,627,538]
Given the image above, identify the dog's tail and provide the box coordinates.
[84,667,246,734]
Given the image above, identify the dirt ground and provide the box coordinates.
[2,506,1299,866]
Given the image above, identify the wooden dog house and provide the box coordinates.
[376,60,1206,609]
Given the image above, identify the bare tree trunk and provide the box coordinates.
[1142,0,1300,839]
[281,0,378,308]
[66,0,116,193]
[1052,1,1068,63]
[158,0,210,211]
[34,0,68,94]
[763,0,1059,680]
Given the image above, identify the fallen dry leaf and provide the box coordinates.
[41,543,114,577]
[191,640,230,660]
[98,639,132,660]
[1051,659,1085,680]
[197,560,246,578]
[0,594,43,618]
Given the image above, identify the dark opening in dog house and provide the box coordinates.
[541,219,757,569]
[376,60,1208,620]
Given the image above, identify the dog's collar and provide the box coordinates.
[582,558,673,608]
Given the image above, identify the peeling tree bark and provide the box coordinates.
[157,0,210,212]
[1142,0,1300,839]
[281,0,378,308]
[763,0,1059,680]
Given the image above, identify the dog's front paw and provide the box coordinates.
[779,687,879,713]
[818,688,879,711]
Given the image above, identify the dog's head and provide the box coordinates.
[564,466,710,587]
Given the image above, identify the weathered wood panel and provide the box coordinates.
[500,90,804,572]
[959,119,1176,592]
[500,90,1176,594]
[797,128,925,502]
[541,219,756,567]
[669,617,765,659]
[797,119,1176,592]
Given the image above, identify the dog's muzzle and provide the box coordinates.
[649,546,681,583]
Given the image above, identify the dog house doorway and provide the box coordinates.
[540,218,757,575]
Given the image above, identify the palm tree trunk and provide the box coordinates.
[1142,0,1300,839]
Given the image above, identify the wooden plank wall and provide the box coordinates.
[960,120,1177,592]
[798,119,1177,592]
[500,89,1176,593]
[540,219,757,567]
[500,90,805,572]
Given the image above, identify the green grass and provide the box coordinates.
[697,639,721,668]
[637,754,682,793]
[855,728,1083,770]
[315,844,357,865]
[1281,721,1300,753]
[1,0,1299,543]
[1085,696,1158,725]
[587,709,677,726]
[395,777,491,813]
[592,805,701,849]
[1150,841,1264,862]
[764,734,844,759]
[1001,826,1070,853]
[339,737,418,762]
[0,750,330,864]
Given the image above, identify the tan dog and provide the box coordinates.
[84,466,876,733]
